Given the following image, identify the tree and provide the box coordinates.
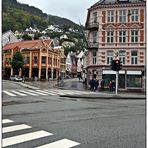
[22,34,32,40]
[10,51,24,75]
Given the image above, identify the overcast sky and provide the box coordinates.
[17,0,98,25]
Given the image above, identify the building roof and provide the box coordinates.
[3,39,52,51]
[91,0,145,8]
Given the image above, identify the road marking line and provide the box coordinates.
[43,90,59,95]
[3,124,32,133]
[43,90,65,95]
[2,119,14,124]
[36,90,55,95]
[19,90,38,96]
[3,91,16,96]
[36,138,80,148]
[27,90,48,95]
[2,130,53,147]
[11,90,27,96]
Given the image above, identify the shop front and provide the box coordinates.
[102,70,143,90]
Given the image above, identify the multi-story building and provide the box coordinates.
[85,0,146,91]
[2,39,61,80]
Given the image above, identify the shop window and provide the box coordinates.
[127,75,142,87]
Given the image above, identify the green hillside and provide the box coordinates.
[2,0,79,32]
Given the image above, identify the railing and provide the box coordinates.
[86,22,99,30]
[88,42,99,49]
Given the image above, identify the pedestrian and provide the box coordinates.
[89,79,93,91]
[108,81,112,91]
[101,79,105,91]
[94,78,99,91]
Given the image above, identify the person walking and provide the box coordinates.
[108,80,112,92]
[101,79,105,91]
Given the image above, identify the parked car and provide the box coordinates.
[10,75,22,82]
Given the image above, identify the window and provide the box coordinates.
[119,51,125,64]
[92,51,97,64]
[131,30,138,42]
[131,51,138,64]
[119,10,126,23]
[107,10,114,22]
[27,57,30,64]
[48,57,53,65]
[92,31,97,43]
[127,75,142,87]
[131,9,138,22]
[107,31,114,43]
[93,12,97,23]
[119,31,126,43]
[34,56,38,64]
[107,51,113,64]
[42,56,46,64]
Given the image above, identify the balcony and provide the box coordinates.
[88,42,99,49]
[85,22,99,30]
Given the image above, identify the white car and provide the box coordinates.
[10,75,22,82]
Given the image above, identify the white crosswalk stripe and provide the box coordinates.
[36,138,80,148]
[3,124,32,133]
[2,119,80,147]
[11,90,27,96]
[2,119,14,124]
[3,130,53,147]
[3,91,16,96]
[3,88,97,97]
[27,89,48,95]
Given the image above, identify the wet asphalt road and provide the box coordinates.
[2,80,146,148]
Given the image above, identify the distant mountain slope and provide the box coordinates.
[2,0,79,32]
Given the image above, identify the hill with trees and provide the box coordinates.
[2,0,79,32]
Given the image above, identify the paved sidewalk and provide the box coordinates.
[17,80,146,99]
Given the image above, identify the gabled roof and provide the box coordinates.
[3,40,52,51]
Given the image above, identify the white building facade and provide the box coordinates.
[85,0,146,91]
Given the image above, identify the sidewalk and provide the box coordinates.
[17,80,146,99]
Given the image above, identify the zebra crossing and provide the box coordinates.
[2,119,80,147]
[3,88,97,97]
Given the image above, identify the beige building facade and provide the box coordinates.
[85,0,146,91]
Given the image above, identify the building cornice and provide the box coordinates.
[89,2,146,11]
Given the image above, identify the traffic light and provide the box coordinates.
[111,60,116,71]
[111,59,122,71]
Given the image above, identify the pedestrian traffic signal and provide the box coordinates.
[111,59,122,71]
